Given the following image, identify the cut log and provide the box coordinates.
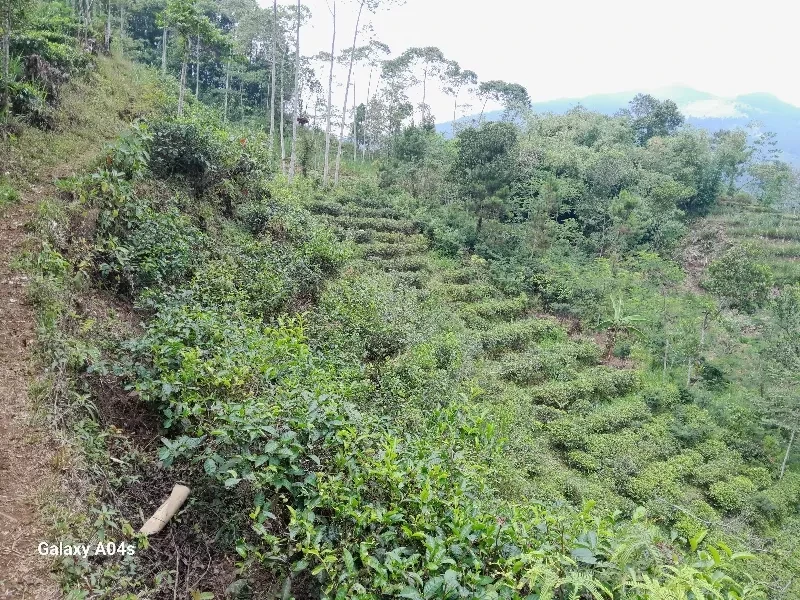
[139,484,190,535]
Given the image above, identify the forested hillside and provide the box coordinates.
[437,88,800,167]
[1,0,799,599]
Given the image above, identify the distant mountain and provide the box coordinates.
[436,86,800,165]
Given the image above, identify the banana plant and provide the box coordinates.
[598,295,648,360]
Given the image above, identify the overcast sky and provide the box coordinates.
[260,0,798,122]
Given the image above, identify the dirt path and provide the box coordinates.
[0,185,60,599]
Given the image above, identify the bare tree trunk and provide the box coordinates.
[312,100,319,172]
[178,49,187,116]
[688,311,710,387]
[2,9,9,120]
[334,0,365,186]
[478,96,489,125]
[118,0,125,56]
[362,66,373,161]
[288,0,300,182]
[662,337,669,382]
[352,81,357,162]
[420,66,427,122]
[780,428,796,480]
[322,0,335,187]
[105,0,112,52]
[195,34,200,98]
[238,63,243,120]
[279,46,286,174]
[268,0,277,158]
[160,27,167,73]
[223,53,230,122]
[452,92,459,133]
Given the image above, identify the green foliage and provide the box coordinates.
[0,180,21,210]
[449,122,518,231]
[311,270,425,364]
[21,33,800,597]
[708,476,757,513]
[147,117,238,194]
[620,93,685,144]
[705,244,773,314]
[478,318,563,355]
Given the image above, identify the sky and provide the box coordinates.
[260,0,800,122]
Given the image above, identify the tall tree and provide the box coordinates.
[397,46,448,124]
[448,121,518,243]
[477,79,530,123]
[619,93,685,144]
[322,0,335,186]
[268,0,276,157]
[105,0,113,52]
[334,0,397,185]
[288,0,300,181]
[279,41,286,173]
[194,33,200,97]
[443,61,477,134]
[164,0,217,116]
[360,41,389,160]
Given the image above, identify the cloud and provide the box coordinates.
[680,98,747,118]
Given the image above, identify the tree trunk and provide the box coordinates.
[2,9,9,120]
[780,428,796,480]
[478,96,489,125]
[312,100,319,172]
[268,0,277,158]
[195,34,200,98]
[178,50,187,116]
[105,0,112,52]
[288,0,300,182]
[688,311,710,387]
[223,53,230,122]
[334,0,365,186]
[238,63,244,120]
[322,0,335,187]
[352,81,357,162]
[420,66,427,122]
[362,66,373,161]
[662,337,669,381]
[161,27,167,73]
[279,46,286,174]
[118,0,125,56]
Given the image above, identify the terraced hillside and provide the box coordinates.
[702,200,800,286]
[302,187,800,578]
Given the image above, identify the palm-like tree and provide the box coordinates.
[599,295,647,360]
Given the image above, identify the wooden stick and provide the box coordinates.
[140,484,191,535]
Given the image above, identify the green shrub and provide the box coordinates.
[459,294,529,321]
[567,450,600,472]
[379,255,432,273]
[498,340,601,385]
[435,282,501,302]
[750,472,800,524]
[148,118,236,194]
[96,203,205,295]
[310,271,425,364]
[359,240,426,260]
[708,476,757,513]
[528,367,640,408]
[0,182,21,210]
[478,318,563,355]
[334,215,419,234]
